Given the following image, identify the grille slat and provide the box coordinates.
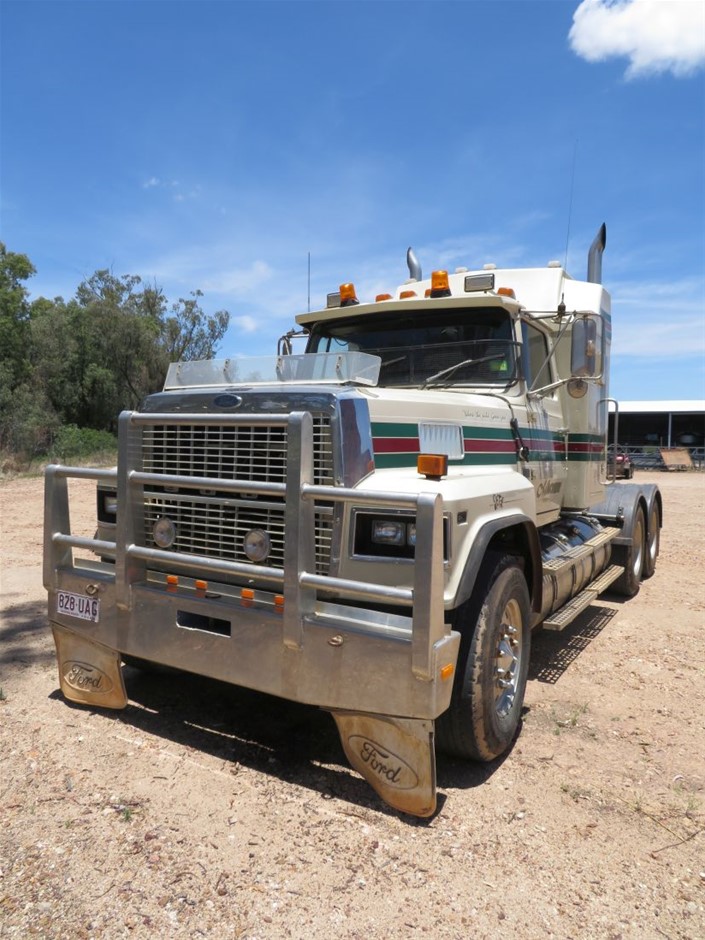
[141,416,333,574]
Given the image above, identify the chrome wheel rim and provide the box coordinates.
[494,598,523,718]
[632,513,645,578]
[648,507,659,564]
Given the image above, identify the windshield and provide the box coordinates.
[306,307,519,388]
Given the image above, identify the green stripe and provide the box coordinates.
[462,426,514,441]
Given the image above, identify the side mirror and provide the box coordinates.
[571,316,601,378]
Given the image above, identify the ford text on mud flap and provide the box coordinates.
[44,411,460,817]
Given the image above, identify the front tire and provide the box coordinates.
[436,554,531,761]
[613,504,646,597]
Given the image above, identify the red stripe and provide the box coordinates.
[374,437,420,453]
[569,442,603,453]
[464,439,515,453]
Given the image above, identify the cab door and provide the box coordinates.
[522,321,566,522]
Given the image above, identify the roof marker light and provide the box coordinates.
[400,289,417,299]
[375,292,392,302]
[430,270,451,298]
[497,287,516,299]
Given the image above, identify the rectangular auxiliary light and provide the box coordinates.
[464,273,495,292]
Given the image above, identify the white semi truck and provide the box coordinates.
[44,224,661,816]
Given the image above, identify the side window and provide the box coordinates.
[521,322,551,390]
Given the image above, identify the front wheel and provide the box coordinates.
[436,554,531,762]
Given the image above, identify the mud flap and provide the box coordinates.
[331,711,437,817]
[51,623,128,709]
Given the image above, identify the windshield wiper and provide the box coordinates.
[421,353,511,388]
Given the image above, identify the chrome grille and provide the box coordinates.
[141,416,334,574]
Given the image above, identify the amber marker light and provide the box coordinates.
[339,282,359,306]
[440,663,455,681]
[167,574,178,593]
[274,594,284,613]
[430,270,451,298]
[417,453,448,480]
[497,286,516,298]
[375,292,392,302]
[399,289,417,299]
[195,579,207,596]
[241,587,255,608]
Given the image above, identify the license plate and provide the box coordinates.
[57,591,100,623]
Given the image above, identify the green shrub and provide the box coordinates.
[50,424,117,461]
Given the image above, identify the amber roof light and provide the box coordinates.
[430,270,451,298]
[339,283,359,306]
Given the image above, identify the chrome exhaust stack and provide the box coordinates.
[587,223,607,284]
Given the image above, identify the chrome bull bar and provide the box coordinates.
[44,410,457,817]
[44,410,449,681]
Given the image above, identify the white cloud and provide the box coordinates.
[233,315,259,334]
[203,259,274,295]
[569,0,705,78]
[611,276,705,357]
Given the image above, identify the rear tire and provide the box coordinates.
[436,554,531,761]
[613,504,646,597]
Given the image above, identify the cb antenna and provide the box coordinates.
[307,251,311,313]
[563,138,578,271]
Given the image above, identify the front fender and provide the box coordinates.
[451,513,542,613]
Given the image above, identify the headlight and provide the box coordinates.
[353,511,448,560]
[371,520,409,546]
[97,487,118,523]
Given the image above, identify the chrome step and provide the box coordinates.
[542,564,624,632]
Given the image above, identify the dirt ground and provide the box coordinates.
[1,470,704,939]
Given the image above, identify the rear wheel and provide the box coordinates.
[642,500,660,579]
[436,554,531,761]
[613,504,646,597]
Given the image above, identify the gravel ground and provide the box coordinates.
[1,470,704,939]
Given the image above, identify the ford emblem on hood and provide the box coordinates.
[213,394,243,409]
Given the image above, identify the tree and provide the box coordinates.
[0,243,36,391]
[161,290,230,363]
[0,249,231,453]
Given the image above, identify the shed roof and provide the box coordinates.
[609,400,704,414]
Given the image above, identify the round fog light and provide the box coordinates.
[153,516,176,549]
[244,529,271,563]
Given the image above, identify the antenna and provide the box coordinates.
[563,138,578,271]
[307,251,311,313]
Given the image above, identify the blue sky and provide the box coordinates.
[2,0,704,401]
